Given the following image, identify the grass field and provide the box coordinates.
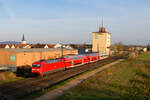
[138,53,150,58]
[57,53,150,100]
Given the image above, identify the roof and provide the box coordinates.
[93,27,110,34]
[31,44,54,48]
[47,44,55,48]
[15,44,31,48]
[31,44,45,48]
[93,31,110,34]
[0,48,77,53]
[0,44,7,48]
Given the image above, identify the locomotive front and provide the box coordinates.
[32,61,44,76]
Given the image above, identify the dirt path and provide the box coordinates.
[35,59,124,100]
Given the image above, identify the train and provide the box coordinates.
[32,53,108,76]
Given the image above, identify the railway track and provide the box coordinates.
[0,54,126,100]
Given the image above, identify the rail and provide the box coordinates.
[0,54,127,100]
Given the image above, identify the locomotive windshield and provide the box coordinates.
[32,64,41,67]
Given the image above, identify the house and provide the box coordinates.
[65,45,73,49]
[9,44,15,48]
[16,44,32,48]
[54,43,73,49]
[143,47,147,52]
[54,43,64,48]
[23,44,32,48]
[31,44,54,48]
[0,44,17,48]
[0,44,10,48]
[44,44,54,48]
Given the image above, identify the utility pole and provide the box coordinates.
[97,43,99,53]
[61,43,64,58]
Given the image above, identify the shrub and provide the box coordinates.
[124,65,150,100]
[128,52,137,60]
[0,71,16,81]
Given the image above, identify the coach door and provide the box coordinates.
[65,60,72,67]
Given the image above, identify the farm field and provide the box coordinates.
[57,53,150,100]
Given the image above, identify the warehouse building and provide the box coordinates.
[0,48,78,68]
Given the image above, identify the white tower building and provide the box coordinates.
[92,18,111,55]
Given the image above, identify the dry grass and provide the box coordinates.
[0,71,16,80]
[0,71,23,85]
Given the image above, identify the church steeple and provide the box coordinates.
[22,34,25,41]
[21,34,27,44]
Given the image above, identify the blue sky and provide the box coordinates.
[0,0,150,45]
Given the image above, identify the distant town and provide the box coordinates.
[0,24,149,69]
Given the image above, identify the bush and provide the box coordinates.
[0,71,16,81]
[124,64,150,100]
[128,52,137,60]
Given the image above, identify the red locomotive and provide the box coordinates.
[32,53,106,76]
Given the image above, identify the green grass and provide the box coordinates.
[138,53,150,58]
[0,77,23,85]
[57,53,150,100]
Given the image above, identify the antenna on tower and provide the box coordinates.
[22,34,25,41]
[98,16,105,32]
[98,16,100,28]
[102,16,103,28]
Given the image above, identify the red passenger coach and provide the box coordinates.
[83,54,90,63]
[64,55,84,66]
[89,53,100,62]
[61,58,72,68]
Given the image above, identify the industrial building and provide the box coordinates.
[0,48,78,68]
[92,22,111,55]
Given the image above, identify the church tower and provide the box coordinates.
[21,34,27,44]
[92,18,111,55]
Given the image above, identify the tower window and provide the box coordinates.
[95,34,98,39]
